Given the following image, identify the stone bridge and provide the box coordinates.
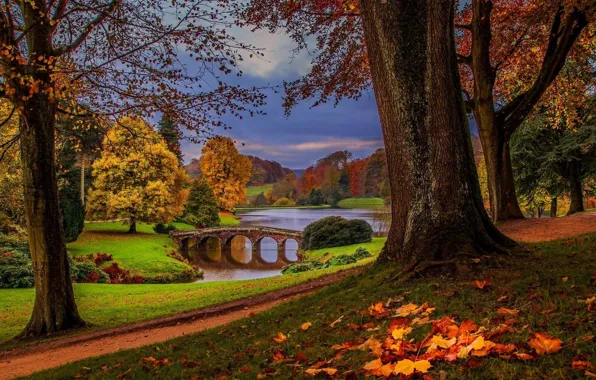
[170,227,303,268]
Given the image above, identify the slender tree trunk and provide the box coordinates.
[18,92,86,338]
[550,197,557,218]
[360,0,516,265]
[568,177,584,215]
[129,217,137,233]
[470,0,524,223]
[80,154,85,205]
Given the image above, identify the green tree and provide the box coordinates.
[250,165,268,186]
[511,106,596,216]
[87,117,190,233]
[157,114,183,165]
[254,193,268,206]
[308,188,325,206]
[184,180,220,228]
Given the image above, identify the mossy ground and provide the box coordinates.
[24,234,596,379]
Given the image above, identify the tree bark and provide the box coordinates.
[470,0,524,222]
[360,0,516,265]
[18,92,86,338]
[129,217,137,233]
[568,177,584,215]
[550,197,557,218]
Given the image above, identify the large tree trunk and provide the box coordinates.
[129,217,137,233]
[550,197,557,218]
[567,177,584,215]
[18,92,86,338]
[360,0,516,265]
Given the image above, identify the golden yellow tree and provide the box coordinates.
[87,117,189,232]
[199,136,252,212]
[0,100,24,229]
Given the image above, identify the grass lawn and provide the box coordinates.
[219,212,240,226]
[0,239,385,345]
[28,234,596,379]
[246,183,274,197]
[67,222,191,278]
[337,197,385,209]
[304,237,386,261]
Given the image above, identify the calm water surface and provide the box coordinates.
[197,208,379,282]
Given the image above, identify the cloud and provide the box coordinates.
[292,139,383,151]
[232,28,312,79]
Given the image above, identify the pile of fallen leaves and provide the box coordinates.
[355,301,565,377]
[272,299,578,378]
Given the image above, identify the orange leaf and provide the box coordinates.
[473,280,491,289]
[300,322,312,331]
[272,332,287,343]
[498,307,520,315]
[528,333,562,355]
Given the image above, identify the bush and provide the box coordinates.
[307,188,325,206]
[71,260,110,283]
[60,196,85,243]
[0,247,34,288]
[145,268,203,284]
[302,216,373,250]
[273,197,296,207]
[352,247,372,260]
[184,179,220,228]
[103,262,144,284]
[153,223,178,234]
[282,261,328,274]
[327,254,357,266]
[254,193,268,206]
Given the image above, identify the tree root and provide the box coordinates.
[390,258,459,286]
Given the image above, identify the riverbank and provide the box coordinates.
[0,237,383,345]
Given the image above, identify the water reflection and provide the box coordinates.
[195,208,379,282]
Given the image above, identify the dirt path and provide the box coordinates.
[0,268,360,380]
[499,211,596,242]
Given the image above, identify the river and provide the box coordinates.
[197,208,379,282]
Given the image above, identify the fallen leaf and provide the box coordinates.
[529,333,563,355]
[497,295,509,303]
[473,280,491,289]
[305,368,337,376]
[300,322,312,331]
[393,359,432,375]
[272,332,287,343]
[498,307,520,316]
[240,365,252,373]
[391,327,413,340]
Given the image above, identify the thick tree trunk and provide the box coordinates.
[360,0,516,265]
[18,93,86,338]
[550,197,557,218]
[567,177,584,215]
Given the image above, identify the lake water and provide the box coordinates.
[197,208,380,282]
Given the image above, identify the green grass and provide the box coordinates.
[219,212,240,226]
[67,222,191,278]
[246,184,274,197]
[303,237,386,261]
[28,234,596,379]
[337,197,385,209]
[0,239,384,345]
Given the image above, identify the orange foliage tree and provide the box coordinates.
[241,0,595,221]
[0,0,265,337]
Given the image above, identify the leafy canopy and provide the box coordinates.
[87,117,189,225]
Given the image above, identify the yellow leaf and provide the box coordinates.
[431,334,457,349]
[395,303,418,316]
[363,359,383,371]
[468,336,486,351]
[528,333,562,355]
[391,327,412,340]
[272,332,287,343]
[305,368,337,376]
[393,359,432,375]
[300,322,312,331]
[497,307,520,315]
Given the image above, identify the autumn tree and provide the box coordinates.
[242,1,595,222]
[246,0,515,264]
[87,117,189,232]
[0,0,265,337]
[200,136,252,212]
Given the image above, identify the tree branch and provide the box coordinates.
[497,7,590,132]
[54,0,119,55]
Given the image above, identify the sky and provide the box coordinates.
[180,29,384,170]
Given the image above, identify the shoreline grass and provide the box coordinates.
[337,197,385,209]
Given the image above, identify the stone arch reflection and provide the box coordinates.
[227,235,252,264]
[284,239,299,262]
[257,237,278,263]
